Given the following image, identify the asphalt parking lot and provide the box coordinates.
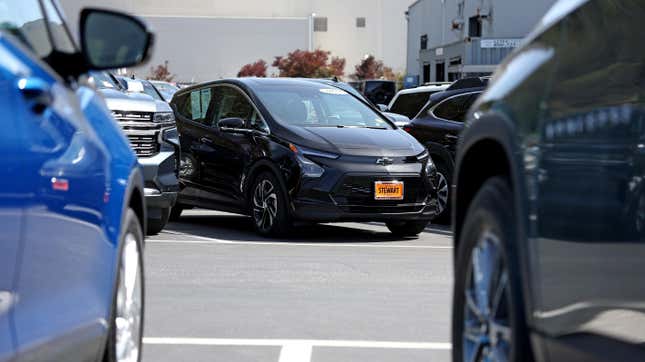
[142,209,454,362]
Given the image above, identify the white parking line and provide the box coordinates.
[143,337,452,350]
[278,343,312,362]
[146,238,453,249]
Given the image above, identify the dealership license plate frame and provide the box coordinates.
[374,181,404,200]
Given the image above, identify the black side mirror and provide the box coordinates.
[218,117,246,132]
[80,8,153,70]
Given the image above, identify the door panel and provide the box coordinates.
[1,41,110,362]
[201,86,258,203]
[534,1,645,349]
[0,43,26,362]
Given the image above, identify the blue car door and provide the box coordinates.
[0,41,28,362]
[1,2,114,361]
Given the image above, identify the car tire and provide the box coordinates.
[452,177,532,362]
[104,208,145,362]
[169,205,183,222]
[250,171,291,237]
[146,207,170,235]
[433,160,452,225]
[385,220,429,237]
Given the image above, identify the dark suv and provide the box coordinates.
[170,78,438,237]
[403,77,488,223]
[451,1,645,361]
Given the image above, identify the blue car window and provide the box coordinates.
[40,0,76,54]
[0,0,52,57]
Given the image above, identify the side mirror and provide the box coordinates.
[218,117,246,132]
[80,8,153,70]
[377,104,389,112]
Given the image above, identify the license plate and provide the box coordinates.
[374,181,404,200]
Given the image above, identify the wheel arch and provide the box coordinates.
[453,114,526,261]
[424,141,455,171]
[122,167,147,240]
[243,159,292,212]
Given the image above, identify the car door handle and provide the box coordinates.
[444,134,459,141]
[17,77,53,114]
[200,136,214,144]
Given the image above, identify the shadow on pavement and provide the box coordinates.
[164,213,432,244]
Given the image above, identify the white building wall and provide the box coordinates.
[60,0,414,81]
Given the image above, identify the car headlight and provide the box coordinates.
[154,112,175,124]
[289,143,338,178]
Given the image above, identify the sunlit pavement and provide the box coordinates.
[142,209,454,362]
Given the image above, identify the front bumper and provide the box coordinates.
[293,199,439,222]
[287,156,439,223]
[139,150,179,209]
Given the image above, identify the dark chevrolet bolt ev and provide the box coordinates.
[170,78,438,236]
[452,1,645,361]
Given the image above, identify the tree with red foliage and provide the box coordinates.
[237,59,268,77]
[272,49,345,78]
[147,60,175,82]
[351,55,394,80]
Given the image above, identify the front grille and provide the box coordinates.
[112,111,160,157]
[331,174,428,212]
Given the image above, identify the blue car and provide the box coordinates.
[0,1,153,361]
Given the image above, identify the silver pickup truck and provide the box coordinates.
[91,72,179,235]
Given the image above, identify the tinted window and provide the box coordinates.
[0,0,52,57]
[210,86,259,128]
[390,92,432,119]
[177,87,211,123]
[255,84,391,129]
[433,94,474,122]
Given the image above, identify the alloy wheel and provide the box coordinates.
[115,232,143,362]
[436,172,449,215]
[462,230,512,362]
[253,179,278,232]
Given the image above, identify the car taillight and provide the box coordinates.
[403,125,412,133]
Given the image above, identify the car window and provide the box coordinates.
[432,94,474,122]
[390,92,432,119]
[0,0,53,58]
[255,84,391,129]
[208,86,265,131]
[41,0,76,53]
[141,81,163,101]
[176,87,212,123]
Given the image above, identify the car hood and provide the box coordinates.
[283,126,425,157]
[98,89,171,113]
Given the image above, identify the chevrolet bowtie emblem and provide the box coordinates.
[376,157,393,166]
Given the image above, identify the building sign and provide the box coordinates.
[435,47,444,56]
[480,39,522,49]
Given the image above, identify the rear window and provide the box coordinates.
[389,92,434,119]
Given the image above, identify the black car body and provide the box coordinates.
[451,1,645,361]
[404,78,487,223]
[170,78,438,236]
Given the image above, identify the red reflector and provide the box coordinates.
[51,177,69,192]
[403,126,412,133]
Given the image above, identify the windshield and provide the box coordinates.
[90,71,121,90]
[152,82,179,100]
[255,84,392,129]
[141,81,164,101]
